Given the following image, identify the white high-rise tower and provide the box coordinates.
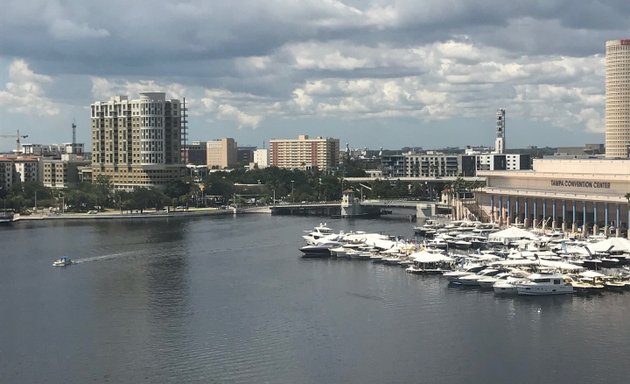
[605,39,630,158]
[494,108,506,154]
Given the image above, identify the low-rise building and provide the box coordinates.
[41,156,91,189]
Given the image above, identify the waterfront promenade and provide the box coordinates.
[9,206,271,221]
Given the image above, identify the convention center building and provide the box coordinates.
[477,159,630,238]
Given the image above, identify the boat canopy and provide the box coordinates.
[488,227,538,241]
[410,251,454,263]
[588,238,630,253]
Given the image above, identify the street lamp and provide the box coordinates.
[291,180,295,203]
[318,178,322,201]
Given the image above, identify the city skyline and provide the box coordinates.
[1,1,629,152]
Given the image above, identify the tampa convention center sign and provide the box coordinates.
[550,180,612,189]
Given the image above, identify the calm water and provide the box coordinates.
[1,215,629,384]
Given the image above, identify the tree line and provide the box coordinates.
[1,163,485,214]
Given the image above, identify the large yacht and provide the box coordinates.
[516,272,574,296]
[302,223,336,245]
[299,241,342,257]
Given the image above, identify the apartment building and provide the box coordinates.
[269,135,340,170]
[91,92,185,189]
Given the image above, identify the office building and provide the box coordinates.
[269,135,340,170]
[237,146,256,165]
[183,141,208,165]
[206,138,237,169]
[605,39,630,158]
[91,92,185,189]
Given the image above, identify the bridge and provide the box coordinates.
[342,176,485,183]
[267,199,452,221]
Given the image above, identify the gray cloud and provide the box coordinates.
[0,0,628,150]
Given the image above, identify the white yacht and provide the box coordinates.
[454,268,500,286]
[443,264,486,282]
[516,273,574,296]
[302,223,336,244]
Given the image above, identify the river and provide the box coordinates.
[1,215,629,383]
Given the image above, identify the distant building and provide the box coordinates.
[404,154,460,177]
[0,156,41,190]
[605,39,630,158]
[380,154,405,177]
[13,157,39,183]
[41,157,90,189]
[555,144,605,157]
[253,149,268,169]
[91,92,186,189]
[475,153,530,171]
[379,152,530,178]
[183,141,208,165]
[21,143,84,159]
[237,146,256,165]
[494,109,506,154]
[269,135,340,170]
[0,159,13,192]
[206,138,237,169]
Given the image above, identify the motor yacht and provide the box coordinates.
[302,223,336,244]
[299,241,342,257]
[454,268,500,286]
[442,264,486,282]
[516,272,574,295]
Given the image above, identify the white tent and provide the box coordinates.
[488,227,538,241]
[410,251,454,263]
[580,270,606,278]
[588,237,630,253]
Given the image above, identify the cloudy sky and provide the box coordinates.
[1,0,628,152]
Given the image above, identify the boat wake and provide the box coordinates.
[71,250,138,264]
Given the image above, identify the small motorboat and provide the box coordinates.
[52,256,73,267]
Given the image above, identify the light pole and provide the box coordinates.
[291,180,295,203]
[318,178,322,201]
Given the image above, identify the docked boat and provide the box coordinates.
[299,241,342,257]
[0,211,14,224]
[602,279,627,292]
[570,278,605,295]
[443,264,486,282]
[516,273,574,295]
[454,268,501,286]
[52,256,73,267]
[302,223,336,244]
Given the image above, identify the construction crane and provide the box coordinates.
[0,129,28,153]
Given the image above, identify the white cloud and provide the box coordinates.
[0,59,60,116]
[217,104,262,129]
[291,88,313,111]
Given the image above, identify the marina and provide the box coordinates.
[299,220,630,297]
